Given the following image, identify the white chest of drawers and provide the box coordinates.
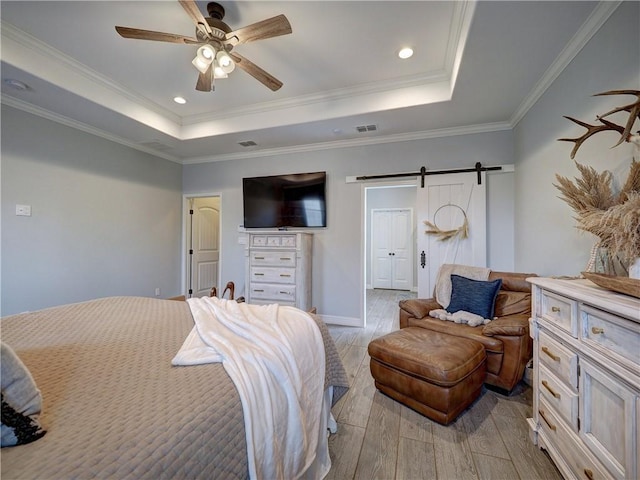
[244,232,312,310]
[528,277,640,480]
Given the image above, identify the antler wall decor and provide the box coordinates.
[554,89,640,276]
[559,89,640,159]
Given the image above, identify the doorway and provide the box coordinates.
[183,195,221,298]
[362,171,487,325]
[364,183,416,325]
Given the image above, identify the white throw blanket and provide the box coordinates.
[428,308,491,327]
[435,263,491,308]
[172,297,326,480]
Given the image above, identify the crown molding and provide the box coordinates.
[446,0,477,92]
[510,1,622,127]
[183,121,511,165]
[3,90,509,165]
[1,21,181,126]
[1,95,180,163]
[181,69,450,126]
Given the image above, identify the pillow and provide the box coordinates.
[1,342,46,447]
[446,274,503,320]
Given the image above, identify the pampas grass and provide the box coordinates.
[424,218,469,241]
[555,160,640,263]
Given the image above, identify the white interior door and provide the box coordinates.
[416,172,486,298]
[190,197,220,298]
[371,208,413,290]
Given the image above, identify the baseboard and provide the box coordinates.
[319,313,363,327]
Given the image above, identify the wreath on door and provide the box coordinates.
[424,203,469,241]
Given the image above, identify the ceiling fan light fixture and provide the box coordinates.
[192,55,211,74]
[216,50,235,74]
[216,50,231,67]
[199,44,216,60]
[213,64,228,79]
[192,44,216,73]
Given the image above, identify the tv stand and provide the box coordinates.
[244,232,312,310]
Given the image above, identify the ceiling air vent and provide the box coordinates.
[355,124,377,133]
[238,140,257,147]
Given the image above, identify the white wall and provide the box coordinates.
[514,1,640,276]
[183,130,514,323]
[1,106,183,316]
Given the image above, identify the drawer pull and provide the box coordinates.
[539,410,556,431]
[254,256,265,260]
[254,289,264,292]
[591,327,604,335]
[279,274,291,277]
[541,346,560,362]
[583,468,594,480]
[254,273,264,276]
[280,257,292,261]
[551,306,561,313]
[279,291,291,295]
[541,380,561,399]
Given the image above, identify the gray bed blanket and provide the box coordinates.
[0,296,348,479]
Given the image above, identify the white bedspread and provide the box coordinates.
[172,297,326,480]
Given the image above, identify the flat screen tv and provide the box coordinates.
[242,171,327,228]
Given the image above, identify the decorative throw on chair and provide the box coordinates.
[431,265,502,327]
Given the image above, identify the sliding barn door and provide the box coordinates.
[416,172,486,298]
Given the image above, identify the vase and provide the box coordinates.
[629,257,640,280]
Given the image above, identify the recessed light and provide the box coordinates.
[173,96,187,104]
[398,47,414,59]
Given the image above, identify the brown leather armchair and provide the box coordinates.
[398,271,536,393]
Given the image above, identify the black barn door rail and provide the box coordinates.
[356,162,502,186]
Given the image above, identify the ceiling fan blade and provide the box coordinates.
[196,65,214,92]
[115,26,200,44]
[229,52,283,91]
[225,15,292,46]
[178,0,213,39]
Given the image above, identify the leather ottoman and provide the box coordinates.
[368,327,486,425]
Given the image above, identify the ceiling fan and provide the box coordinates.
[115,0,292,92]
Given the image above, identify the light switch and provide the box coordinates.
[16,204,31,216]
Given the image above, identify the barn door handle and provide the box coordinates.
[420,251,426,268]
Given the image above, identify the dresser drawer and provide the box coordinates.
[251,234,297,248]
[541,290,578,337]
[250,267,296,285]
[250,298,296,307]
[249,283,296,302]
[250,251,296,267]
[581,305,640,369]
[538,364,578,430]
[539,330,578,389]
[538,398,612,480]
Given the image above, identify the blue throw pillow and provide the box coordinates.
[447,274,503,319]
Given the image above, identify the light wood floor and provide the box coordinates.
[326,288,562,480]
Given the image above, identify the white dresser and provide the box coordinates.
[527,277,640,480]
[244,232,312,310]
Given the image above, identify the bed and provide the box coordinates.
[0,296,349,479]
